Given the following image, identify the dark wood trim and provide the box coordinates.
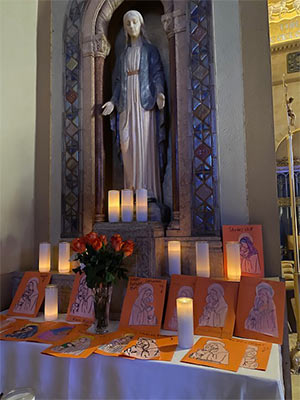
[168,35,180,225]
[94,56,106,222]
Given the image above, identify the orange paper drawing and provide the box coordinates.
[235,277,285,344]
[122,335,178,361]
[26,321,86,344]
[95,331,136,357]
[66,273,95,323]
[193,278,239,338]
[163,274,197,331]
[181,337,247,372]
[222,225,264,277]
[232,338,272,370]
[0,320,52,342]
[42,332,103,358]
[7,272,51,317]
[119,277,167,335]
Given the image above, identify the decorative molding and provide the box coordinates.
[272,76,300,86]
[278,197,300,206]
[271,39,300,53]
[277,156,300,166]
[268,0,300,21]
[95,0,123,35]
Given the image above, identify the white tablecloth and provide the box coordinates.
[0,316,285,400]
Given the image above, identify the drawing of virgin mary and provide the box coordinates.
[129,283,157,325]
[70,275,94,317]
[240,345,258,369]
[245,282,278,337]
[51,336,91,356]
[190,341,229,364]
[13,277,39,314]
[123,337,160,359]
[98,333,134,354]
[5,324,39,339]
[198,283,228,327]
[239,233,261,274]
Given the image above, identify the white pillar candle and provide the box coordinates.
[136,189,148,222]
[121,189,133,222]
[108,190,120,222]
[44,284,58,321]
[196,241,210,277]
[168,241,181,275]
[226,241,241,281]
[58,242,70,273]
[176,297,194,349]
[39,242,51,272]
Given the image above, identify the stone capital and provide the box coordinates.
[81,34,111,58]
[93,33,111,58]
[161,9,186,39]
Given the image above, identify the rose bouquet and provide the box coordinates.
[71,232,134,289]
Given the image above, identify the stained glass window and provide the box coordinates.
[190,0,218,234]
[62,0,87,237]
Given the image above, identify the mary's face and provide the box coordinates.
[240,240,249,257]
[204,343,219,353]
[142,289,153,305]
[124,14,141,39]
[25,282,33,296]
[257,289,270,306]
[207,289,218,306]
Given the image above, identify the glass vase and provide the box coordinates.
[93,283,113,334]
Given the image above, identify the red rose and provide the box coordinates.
[111,234,123,251]
[121,240,134,257]
[91,237,102,251]
[71,238,86,253]
[99,234,108,246]
[85,231,98,245]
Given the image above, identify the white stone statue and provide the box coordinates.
[102,10,166,202]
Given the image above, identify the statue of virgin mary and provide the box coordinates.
[102,10,166,202]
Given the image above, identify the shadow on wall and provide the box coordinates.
[0,272,13,311]
[0,194,36,309]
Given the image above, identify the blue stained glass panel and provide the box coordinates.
[61,0,87,237]
[191,0,219,235]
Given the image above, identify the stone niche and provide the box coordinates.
[79,0,224,317]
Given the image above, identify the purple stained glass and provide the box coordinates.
[62,0,87,238]
[191,0,219,235]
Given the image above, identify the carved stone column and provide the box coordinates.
[162,11,180,231]
[162,9,188,235]
[93,34,111,222]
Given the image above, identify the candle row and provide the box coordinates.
[109,189,147,223]
[39,242,70,273]
[168,241,241,281]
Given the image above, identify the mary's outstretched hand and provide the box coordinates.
[102,101,115,116]
[156,93,165,110]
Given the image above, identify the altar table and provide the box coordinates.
[0,316,285,400]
